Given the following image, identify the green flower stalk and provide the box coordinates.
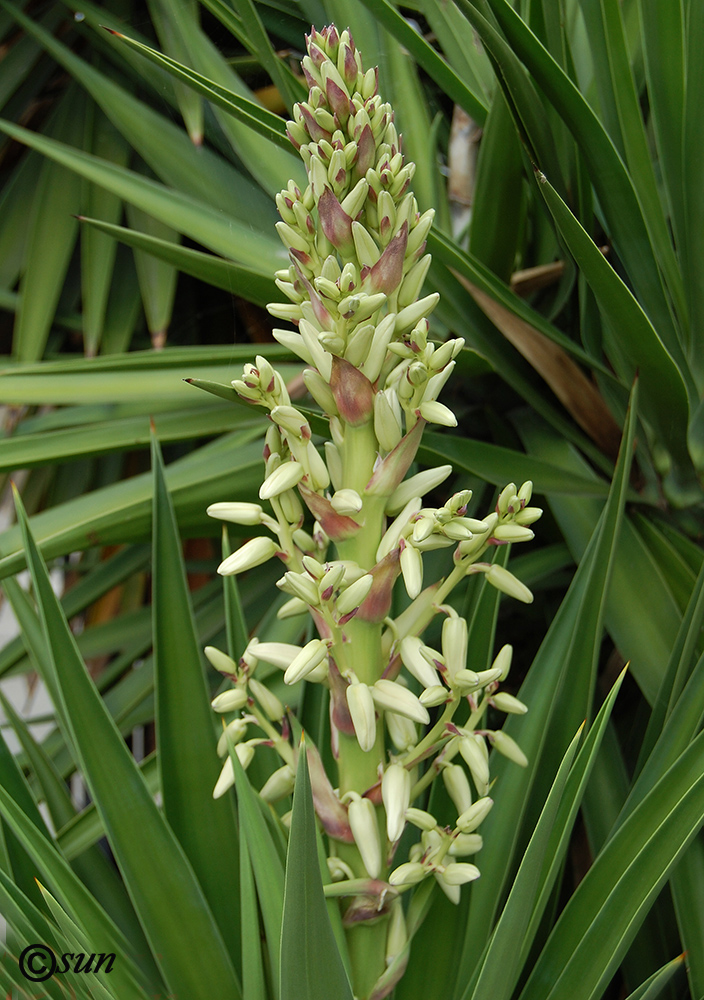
[206,25,541,1000]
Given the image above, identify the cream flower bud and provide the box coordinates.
[442,614,468,680]
[489,730,529,767]
[303,369,338,414]
[459,735,490,794]
[386,900,407,965]
[492,524,535,543]
[442,764,473,816]
[514,506,543,526]
[361,312,397,382]
[275,221,311,255]
[336,573,374,616]
[330,489,363,515]
[429,338,463,372]
[348,795,381,878]
[218,536,279,576]
[213,742,254,799]
[517,480,533,504]
[386,711,418,751]
[346,681,377,751]
[439,862,480,885]
[340,177,369,218]
[306,441,330,490]
[272,327,313,364]
[259,462,305,500]
[449,833,483,856]
[434,872,461,905]
[398,253,432,308]
[382,763,412,842]
[276,596,309,619]
[270,405,310,438]
[400,541,423,599]
[419,684,450,707]
[385,465,453,515]
[389,861,427,887]
[251,642,303,670]
[277,571,320,605]
[211,688,248,713]
[372,679,430,725]
[405,807,438,831]
[206,502,264,526]
[418,400,457,427]
[486,564,534,604]
[352,220,381,266]
[490,692,528,715]
[374,389,404,453]
[204,646,238,675]
[248,678,285,721]
[421,360,455,404]
[497,482,518,515]
[456,796,494,833]
[216,718,248,757]
[394,293,439,336]
[260,763,296,803]
[376,497,422,560]
[492,644,513,681]
[399,636,441,689]
[284,638,329,684]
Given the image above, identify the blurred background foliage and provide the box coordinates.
[0,1,702,998]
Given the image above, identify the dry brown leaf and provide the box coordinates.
[456,271,623,461]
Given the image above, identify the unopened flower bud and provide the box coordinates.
[439,862,480,885]
[419,685,450,707]
[386,465,453,515]
[405,807,438,831]
[218,536,279,576]
[449,833,483,856]
[442,764,473,816]
[485,564,534,604]
[211,688,249,713]
[346,681,377,752]
[259,462,305,500]
[389,861,427,887]
[277,571,320,606]
[213,742,254,798]
[456,796,494,833]
[386,900,407,965]
[400,541,423,599]
[418,400,457,427]
[207,502,263,526]
[248,678,285,721]
[459,735,490,794]
[372,679,430,724]
[493,644,513,681]
[204,646,238,675]
[514,506,543,526]
[442,614,468,680]
[251,642,303,670]
[489,730,529,767]
[490,692,528,715]
[260,763,296,802]
[492,524,535,543]
[284,638,329,684]
[336,573,374,617]
[382,763,411,842]
[348,794,381,878]
[400,636,441,689]
[330,489,363,516]
[216,717,249,756]
[276,596,309,619]
[386,711,418,751]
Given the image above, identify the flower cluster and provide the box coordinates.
[204,25,541,998]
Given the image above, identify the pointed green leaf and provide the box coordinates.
[13,487,242,1000]
[280,739,354,1000]
[151,432,243,972]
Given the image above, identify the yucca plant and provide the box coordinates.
[0,2,702,1000]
